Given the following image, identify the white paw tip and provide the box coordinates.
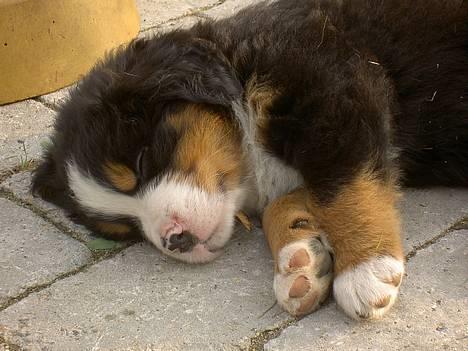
[334,255,404,320]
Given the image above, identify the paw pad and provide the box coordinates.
[289,249,310,269]
[274,238,333,316]
[289,275,310,298]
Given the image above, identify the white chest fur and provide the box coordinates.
[232,101,304,213]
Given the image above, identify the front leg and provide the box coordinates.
[263,172,404,319]
[262,191,334,316]
[310,172,404,319]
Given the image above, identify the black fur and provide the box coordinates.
[32,0,468,234]
[32,32,242,230]
[194,0,468,193]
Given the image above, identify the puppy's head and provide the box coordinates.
[32,32,247,263]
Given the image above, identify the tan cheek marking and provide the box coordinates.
[103,162,137,192]
[95,222,132,237]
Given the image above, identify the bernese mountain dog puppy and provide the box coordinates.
[32,0,467,320]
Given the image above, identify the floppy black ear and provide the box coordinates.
[149,38,243,108]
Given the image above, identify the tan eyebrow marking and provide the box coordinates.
[168,104,243,194]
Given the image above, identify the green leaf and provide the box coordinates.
[86,238,123,251]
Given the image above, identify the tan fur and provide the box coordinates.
[168,104,244,193]
[306,172,403,273]
[103,162,137,192]
[262,190,321,266]
[96,222,132,238]
[263,171,403,274]
[245,77,278,143]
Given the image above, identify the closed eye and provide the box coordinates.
[136,146,148,179]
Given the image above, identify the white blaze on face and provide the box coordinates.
[67,163,245,263]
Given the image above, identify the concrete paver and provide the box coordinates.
[0,198,92,307]
[0,100,54,171]
[1,172,95,242]
[266,230,468,351]
[36,86,73,111]
[139,16,200,39]
[400,188,468,252]
[0,228,284,350]
[136,0,220,31]
[204,0,262,19]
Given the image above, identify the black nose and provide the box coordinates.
[167,231,197,253]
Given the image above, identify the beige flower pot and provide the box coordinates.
[0,0,140,104]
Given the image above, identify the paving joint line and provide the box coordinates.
[0,183,139,243]
[243,318,297,351]
[0,176,139,338]
[140,0,226,34]
[0,186,91,244]
[0,242,131,313]
[33,96,61,112]
[0,185,138,249]
[0,160,38,184]
[405,214,468,260]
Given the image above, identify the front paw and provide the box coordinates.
[274,237,333,316]
[333,255,404,319]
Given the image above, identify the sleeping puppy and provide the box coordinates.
[32,0,468,320]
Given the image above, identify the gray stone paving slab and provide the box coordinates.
[0,172,95,242]
[0,229,283,350]
[203,0,262,19]
[0,100,54,171]
[400,188,468,252]
[136,0,220,31]
[266,230,468,351]
[0,198,92,306]
[139,16,200,39]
